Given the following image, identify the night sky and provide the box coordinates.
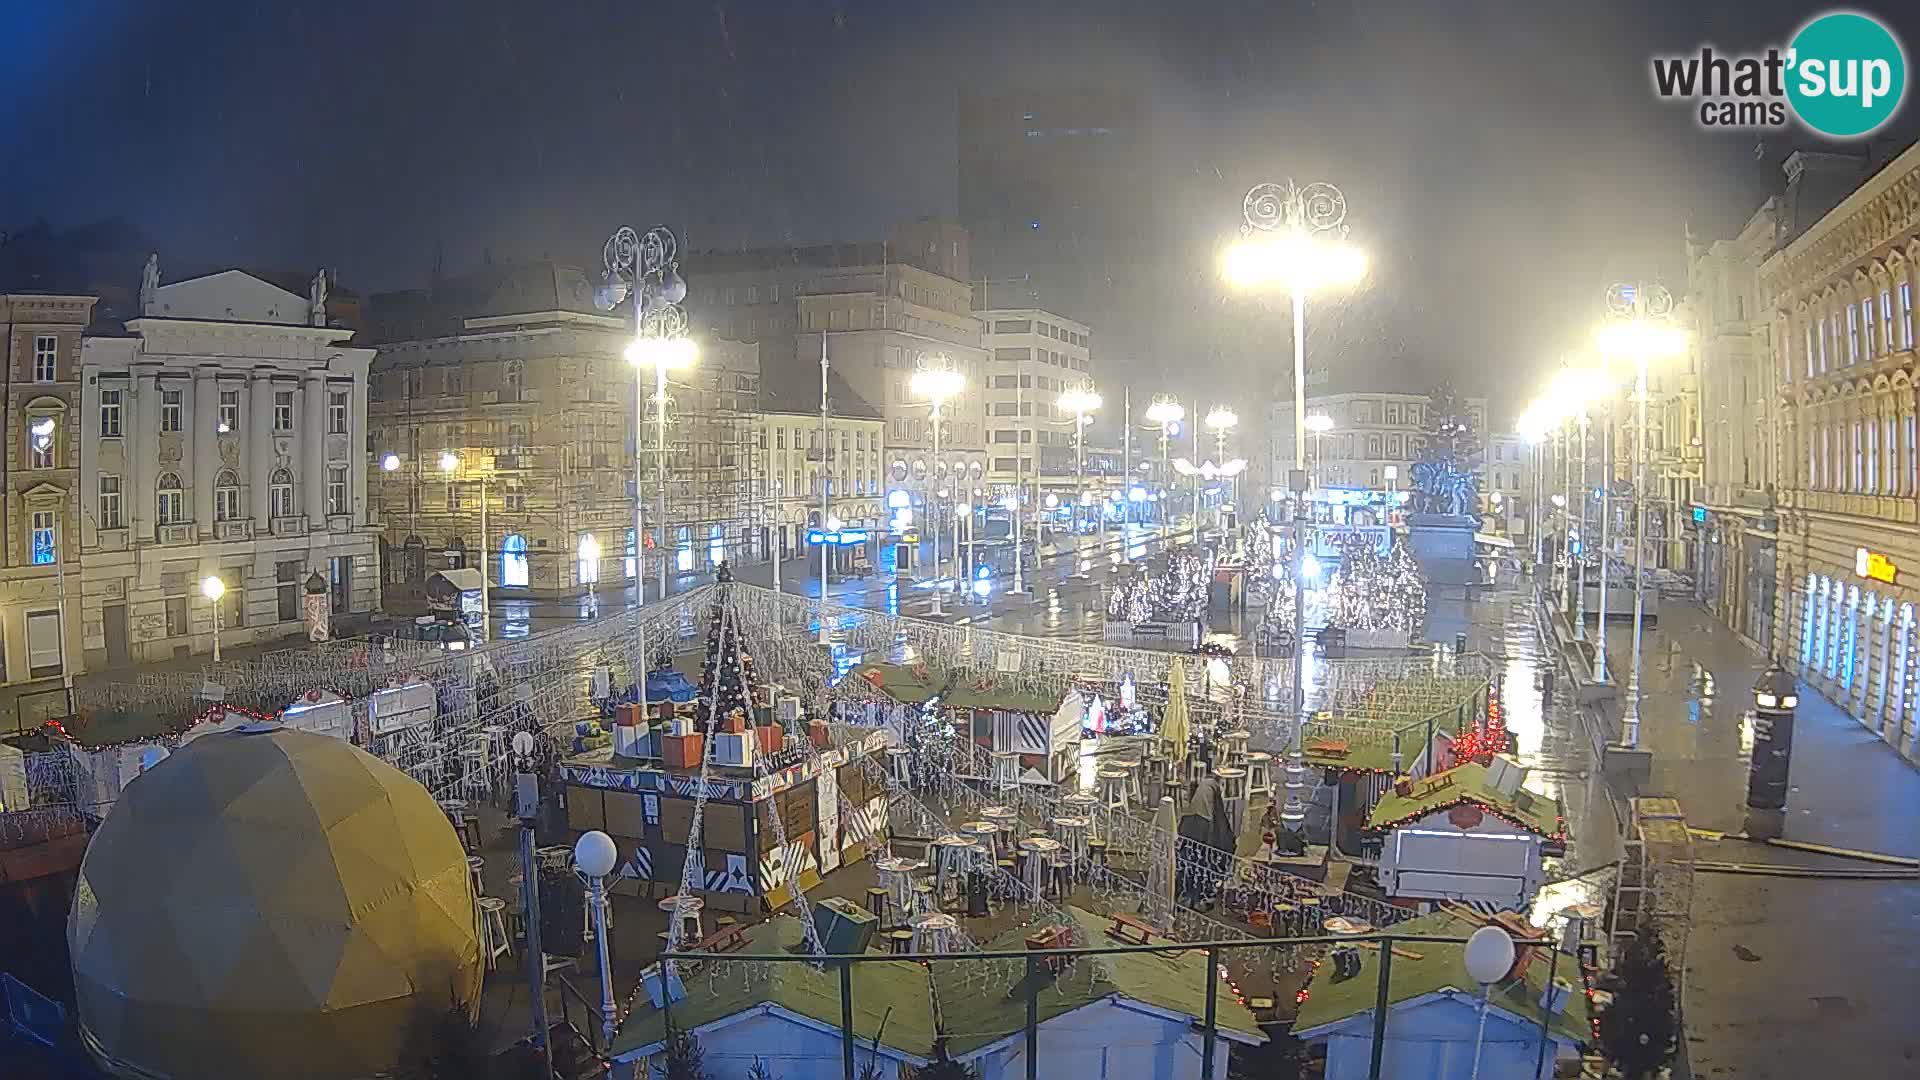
[6,0,1919,423]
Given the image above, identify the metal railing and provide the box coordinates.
[657,930,1580,1080]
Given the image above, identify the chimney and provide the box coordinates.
[1781,149,1869,241]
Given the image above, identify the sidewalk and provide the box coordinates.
[1596,603,1920,1080]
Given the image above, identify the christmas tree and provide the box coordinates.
[696,602,758,724]
[1595,928,1678,1080]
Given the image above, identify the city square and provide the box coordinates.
[5,4,1920,1079]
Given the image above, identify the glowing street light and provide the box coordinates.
[911,358,967,610]
[201,576,227,662]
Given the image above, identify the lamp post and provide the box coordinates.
[1223,178,1366,829]
[1145,397,1183,540]
[439,451,489,638]
[573,830,620,1048]
[1206,406,1239,527]
[1060,385,1102,576]
[1598,283,1687,746]
[598,225,690,606]
[911,358,966,612]
[201,576,226,662]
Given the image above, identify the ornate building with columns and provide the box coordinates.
[1761,145,1920,762]
[76,268,379,666]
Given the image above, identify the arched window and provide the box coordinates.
[214,469,241,521]
[270,467,295,520]
[500,533,529,588]
[156,472,185,525]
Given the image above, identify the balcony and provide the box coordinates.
[215,520,254,541]
[271,515,309,537]
[156,524,195,547]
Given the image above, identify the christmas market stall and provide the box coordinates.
[561,600,893,911]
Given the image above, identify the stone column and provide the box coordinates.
[132,367,160,540]
[193,368,217,534]
[251,372,275,524]
[303,371,327,524]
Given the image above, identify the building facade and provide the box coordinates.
[1272,391,1489,494]
[1689,199,1784,646]
[1,293,94,723]
[1761,143,1920,762]
[365,263,764,599]
[979,308,1094,504]
[77,269,380,667]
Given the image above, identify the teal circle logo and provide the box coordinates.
[1787,12,1907,137]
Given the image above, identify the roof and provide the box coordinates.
[761,367,882,421]
[1291,910,1590,1047]
[936,908,1263,1055]
[1366,761,1561,838]
[611,917,938,1061]
[853,663,1058,714]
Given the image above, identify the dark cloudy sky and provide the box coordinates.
[5,0,1918,424]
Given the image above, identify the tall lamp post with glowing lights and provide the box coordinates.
[1223,179,1366,829]
[1205,406,1239,525]
[439,451,489,637]
[911,358,966,612]
[1059,385,1102,574]
[1598,284,1687,747]
[596,224,692,605]
[1144,397,1184,537]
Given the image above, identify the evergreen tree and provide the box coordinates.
[1595,928,1678,1080]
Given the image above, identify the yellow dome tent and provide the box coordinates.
[69,725,482,1079]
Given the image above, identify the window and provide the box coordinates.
[30,511,55,565]
[219,389,240,432]
[270,468,295,519]
[32,335,56,382]
[328,390,349,434]
[326,466,348,515]
[274,391,294,430]
[214,470,240,521]
[161,389,183,432]
[98,475,122,529]
[156,472,185,524]
[99,388,122,437]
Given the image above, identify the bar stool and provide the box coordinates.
[1220,730,1251,769]
[910,911,959,955]
[933,835,975,904]
[991,751,1021,794]
[1246,752,1275,800]
[887,746,913,786]
[874,856,923,917]
[1098,768,1131,813]
[658,895,706,946]
[477,897,510,969]
[1051,815,1090,866]
[1214,767,1249,832]
[1019,837,1061,897]
[962,820,1001,860]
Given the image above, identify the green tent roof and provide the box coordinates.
[1291,911,1590,1046]
[611,918,939,1061]
[1365,761,1562,838]
[932,907,1264,1055]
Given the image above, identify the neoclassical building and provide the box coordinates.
[77,268,381,666]
[1761,145,1920,762]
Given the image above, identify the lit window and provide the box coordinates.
[30,511,55,565]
